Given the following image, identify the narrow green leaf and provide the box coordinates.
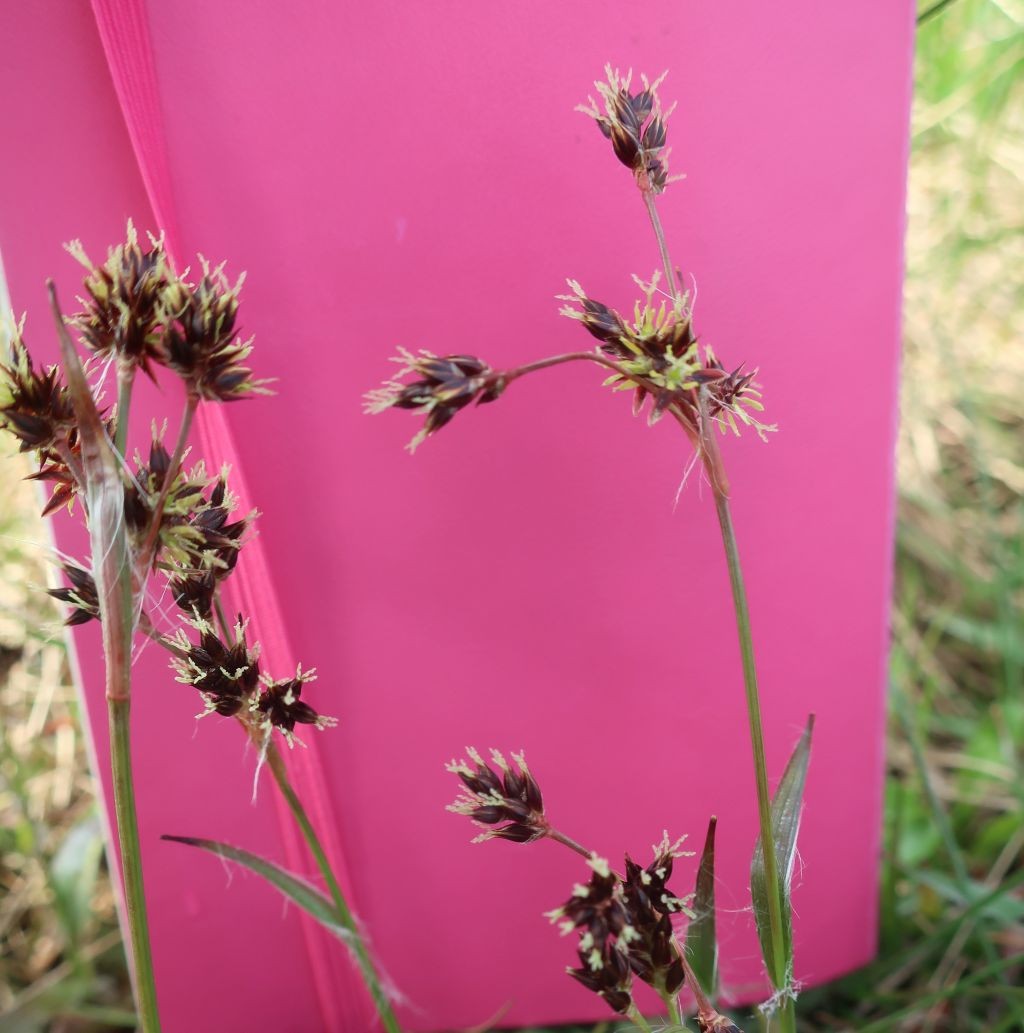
[750,714,814,987]
[50,813,104,948]
[162,835,348,937]
[685,815,719,1000]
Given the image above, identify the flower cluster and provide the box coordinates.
[66,223,171,378]
[0,329,76,455]
[160,263,269,402]
[546,835,694,1017]
[577,65,677,194]
[549,855,636,1015]
[446,748,546,843]
[364,349,505,451]
[67,227,268,402]
[171,615,336,744]
[561,277,773,439]
[48,562,100,626]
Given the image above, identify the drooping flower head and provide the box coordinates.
[365,349,506,452]
[446,747,547,843]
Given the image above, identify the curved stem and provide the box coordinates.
[264,743,402,1033]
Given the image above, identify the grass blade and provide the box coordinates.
[750,714,814,987]
[685,815,719,999]
[162,835,345,936]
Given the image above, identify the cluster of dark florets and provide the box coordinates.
[171,616,335,744]
[545,835,694,1017]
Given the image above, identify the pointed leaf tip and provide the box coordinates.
[162,833,345,936]
[686,814,719,1000]
[750,715,814,990]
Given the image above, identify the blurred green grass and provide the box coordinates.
[1,1,1022,1029]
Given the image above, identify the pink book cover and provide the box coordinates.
[0,2,914,1030]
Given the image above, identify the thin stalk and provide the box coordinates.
[643,190,680,305]
[637,191,792,1026]
[264,743,401,1033]
[710,478,792,1032]
[115,364,134,456]
[109,697,161,1031]
[660,988,685,1029]
[629,1006,654,1033]
[48,283,160,1030]
[546,826,593,860]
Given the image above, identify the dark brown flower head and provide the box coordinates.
[577,66,678,195]
[65,223,172,377]
[365,349,506,452]
[549,856,638,1017]
[168,569,218,619]
[547,855,631,944]
[562,279,775,439]
[0,330,77,454]
[566,936,634,1016]
[256,666,336,745]
[47,562,99,626]
[171,614,261,717]
[624,830,695,917]
[446,748,546,843]
[160,263,270,401]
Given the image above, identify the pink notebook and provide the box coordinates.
[1,3,913,1030]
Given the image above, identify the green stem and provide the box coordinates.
[629,1006,654,1033]
[661,988,686,1029]
[643,190,679,304]
[109,700,161,1031]
[265,743,402,1033]
[115,364,134,456]
[711,483,794,1033]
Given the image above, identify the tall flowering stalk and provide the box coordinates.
[0,228,400,1033]
[368,66,812,1030]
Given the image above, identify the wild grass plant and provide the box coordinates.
[0,2,1021,1030]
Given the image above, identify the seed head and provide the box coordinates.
[160,262,270,401]
[47,562,100,626]
[0,328,76,454]
[365,349,506,452]
[65,222,171,377]
[446,747,547,843]
[577,66,679,194]
[561,278,774,438]
[171,614,262,718]
[255,666,337,746]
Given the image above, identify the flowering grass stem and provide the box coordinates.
[711,483,793,1033]
[642,189,794,1028]
[263,744,402,1033]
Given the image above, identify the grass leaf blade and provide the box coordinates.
[686,815,719,999]
[750,714,814,985]
[162,834,345,935]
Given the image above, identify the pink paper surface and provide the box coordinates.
[1,3,914,1030]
